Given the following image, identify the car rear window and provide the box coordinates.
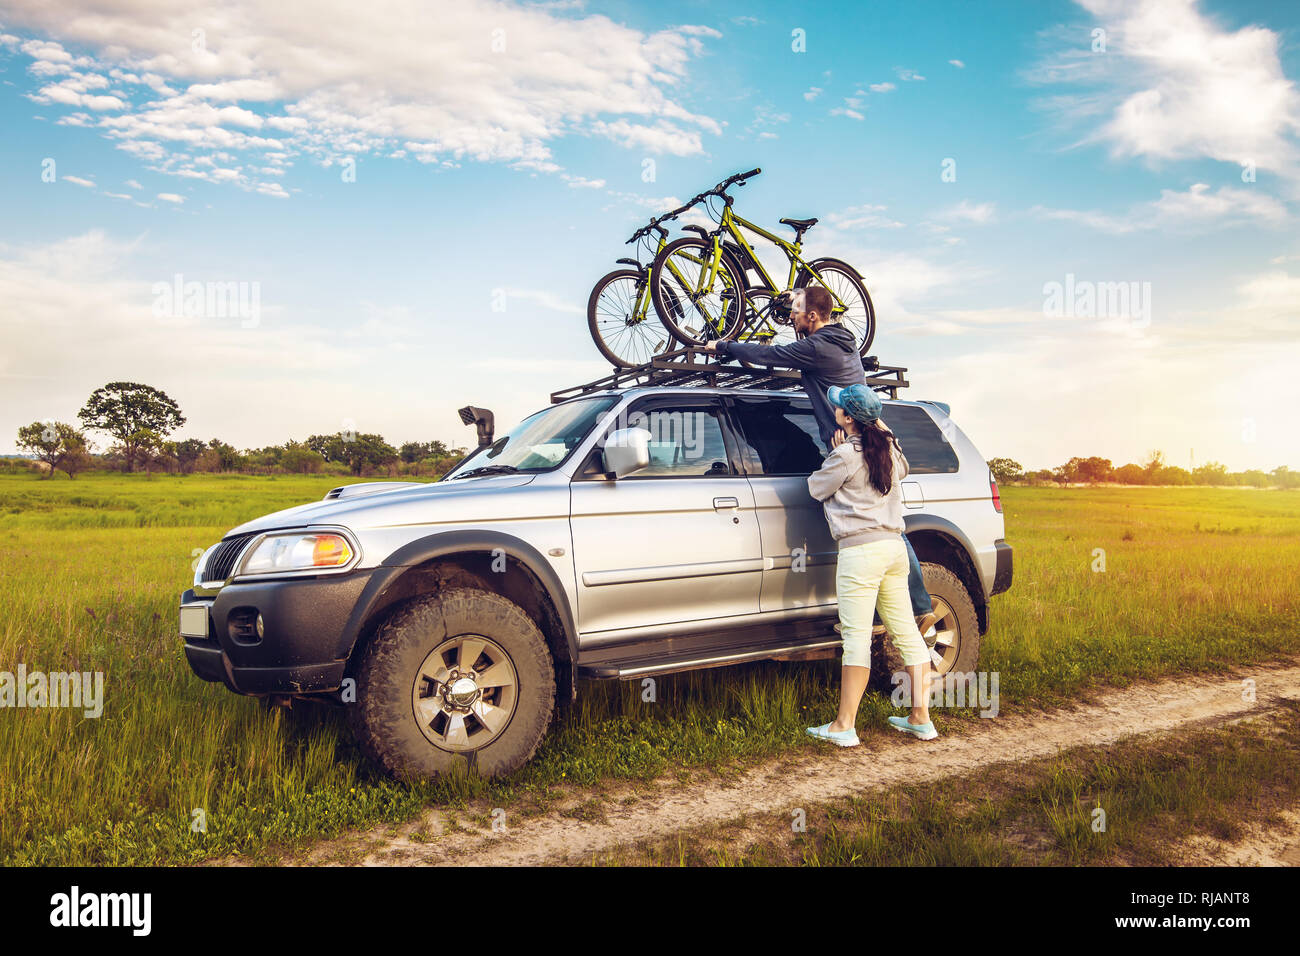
[879,404,959,474]
[730,397,826,475]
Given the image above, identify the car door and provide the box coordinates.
[728,395,838,613]
[569,394,763,636]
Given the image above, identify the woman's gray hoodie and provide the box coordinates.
[806,429,910,549]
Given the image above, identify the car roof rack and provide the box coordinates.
[550,346,908,404]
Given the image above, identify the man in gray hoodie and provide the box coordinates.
[702,287,939,637]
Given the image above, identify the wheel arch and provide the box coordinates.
[342,531,578,700]
[903,515,990,635]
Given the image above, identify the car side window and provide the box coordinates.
[622,401,735,478]
[879,405,959,474]
[731,397,827,476]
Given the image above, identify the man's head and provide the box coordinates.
[790,286,835,334]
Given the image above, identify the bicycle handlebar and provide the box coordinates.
[626,215,672,244]
[631,168,763,235]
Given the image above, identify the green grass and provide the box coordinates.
[1,473,1297,865]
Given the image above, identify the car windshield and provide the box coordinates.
[444,396,619,479]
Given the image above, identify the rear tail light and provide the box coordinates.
[990,474,1002,513]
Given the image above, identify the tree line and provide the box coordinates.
[13,381,467,480]
[988,453,1300,489]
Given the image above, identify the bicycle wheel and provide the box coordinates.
[587,269,675,367]
[797,257,876,355]
[649,237,747,347]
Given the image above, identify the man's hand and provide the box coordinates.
[700,342,717,353]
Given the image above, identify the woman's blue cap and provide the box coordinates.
[827,384,882,423]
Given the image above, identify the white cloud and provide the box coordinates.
[1035,183,1286,233]
[503,288,581,316]
[868,82,895,93]
[156,192,184,203]
[949,59,965,68]
[124,179,142,190]
[561,174,605,189]
[823,204,904,231]
[1030,0,1300,177]
[62,175,95,187]
[803,86,822,102]
[895,68,926,82]
[943,200,997,223]
[1,0,723,194]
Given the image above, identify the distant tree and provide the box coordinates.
[1155,465,1192,485]
[131,428,166,476]
[1271,466,1300,489]
[58,432,93,480]
[15,422,92,479]
[308,432,396,475]
[1113,463,1146,484]
[987,457,1023,484]
[198,439,243,472]
[305,433,345,463]
[1142,449,1165,478]
[1237,469,1270,488]
[172,438,207,474]
[1192,461,1229,486]
[1078,456,1112,483]
[399,441,427,464]
[77,382,185,472]
[281,442,326,474]
[342,433,398,476]
[17,422,67,478]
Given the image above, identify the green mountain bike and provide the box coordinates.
[648,168,876,355]
[586,213,683,368]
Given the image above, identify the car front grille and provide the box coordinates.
[203,532,257,583]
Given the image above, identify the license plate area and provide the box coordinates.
[180,604,212,640]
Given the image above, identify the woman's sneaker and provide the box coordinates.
[806,723,860,747]
[887,715,939,741]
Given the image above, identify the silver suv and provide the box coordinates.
[180,385,1012,779]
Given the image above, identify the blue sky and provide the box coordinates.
[1,0,1297,470]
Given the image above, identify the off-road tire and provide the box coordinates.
[869,562,980,692]
[348,588,555,780]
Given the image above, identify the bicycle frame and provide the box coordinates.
[667,199,854,342]
[624,231,672,326]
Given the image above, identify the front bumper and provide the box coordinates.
[179,567,384,696]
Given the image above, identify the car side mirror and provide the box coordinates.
[602,427,651,479]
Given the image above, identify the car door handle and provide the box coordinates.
[713,496,740,510]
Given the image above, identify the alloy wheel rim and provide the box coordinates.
[927,596,960,673]
[410,634,519,753]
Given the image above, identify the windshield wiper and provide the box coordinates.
[449,464,521,480]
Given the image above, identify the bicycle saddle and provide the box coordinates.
[779,217,819,236]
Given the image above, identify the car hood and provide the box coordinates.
[225,473,539,536]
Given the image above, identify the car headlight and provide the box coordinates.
[193,543,220,587]
[238,532,356,576]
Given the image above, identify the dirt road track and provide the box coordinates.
[300,661,1300,866]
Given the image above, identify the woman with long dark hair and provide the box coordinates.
[805,384,937,745]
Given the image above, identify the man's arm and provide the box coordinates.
[713,336,822,371]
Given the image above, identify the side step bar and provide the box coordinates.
[579,638,842,681]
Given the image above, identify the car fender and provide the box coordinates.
[368,530,578,662]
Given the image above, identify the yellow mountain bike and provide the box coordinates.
[648,168,876,355]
